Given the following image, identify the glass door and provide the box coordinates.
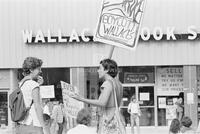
[138,86,155,126]
[121,84,155,127]
[120,85,136,127]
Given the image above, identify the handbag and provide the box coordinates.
[99,79,126,134]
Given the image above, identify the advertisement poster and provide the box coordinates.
[94,0,146,50]
[60,81,84,118]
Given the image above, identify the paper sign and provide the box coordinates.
[166,105,177,119]
[139,93,149,101]
[123,98,128,101]
[40,85,55,98]
[187,93,194,104]
[158,97,166,109]
[157,67,184,96]
[60,81,84,118]
[173,98,178,105]
[94,0,146,50]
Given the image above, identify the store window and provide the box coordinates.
[0,92,8,126]
[18,68,70,101]
[156,66,183,126]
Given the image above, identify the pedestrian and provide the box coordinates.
[67,108,96,134]
[180,116,195,133]
[71,59,126,134]
[51,100,64,134]
[176,97,184,122]
[169,119,181,134]
[16,57,50,134]
[128,95,141,134]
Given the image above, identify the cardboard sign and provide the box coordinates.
[94,0,146,50]
[60,81,84,118]
[40,85,55,98]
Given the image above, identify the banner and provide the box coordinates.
[60,81,84,118]
[94,0,146,50]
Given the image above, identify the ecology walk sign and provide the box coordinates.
[94,0,146,50]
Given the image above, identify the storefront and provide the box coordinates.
[0,0,200,131]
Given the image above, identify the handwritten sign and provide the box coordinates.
[60,81,84,118]
[94,0,146,50]
[157,67,184,96]
[40,85,55,98]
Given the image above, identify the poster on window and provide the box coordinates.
[94,0,146,50]
[158,97,166,109]
[60,81,84,118]
[166,105,177,119]
[157,67,184,96]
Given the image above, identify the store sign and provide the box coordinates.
[22,29,92,43]
[22,26,199,44]
[94,0,146,49]
[157,67,184,96]
[124,72,154,83]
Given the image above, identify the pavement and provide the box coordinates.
[0,126,170,134]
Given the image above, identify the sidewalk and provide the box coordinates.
[0,126,169,134]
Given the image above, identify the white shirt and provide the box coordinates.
[67,124,96,134]
[128,102,140,114]
[43,104,50,116]
[19,80,42,127]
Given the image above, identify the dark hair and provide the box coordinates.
[181,116,192,128]
[76,108,91,126]
[179,92,184,105]
[100,59,118,78]
[22,57,43,76]
[170,119,181,134]
[131,95,136,101]
[58,100,63,104]
[43,114,50,122]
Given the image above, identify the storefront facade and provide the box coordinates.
[0,0,200,131]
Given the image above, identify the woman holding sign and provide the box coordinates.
[71,59,126,134]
